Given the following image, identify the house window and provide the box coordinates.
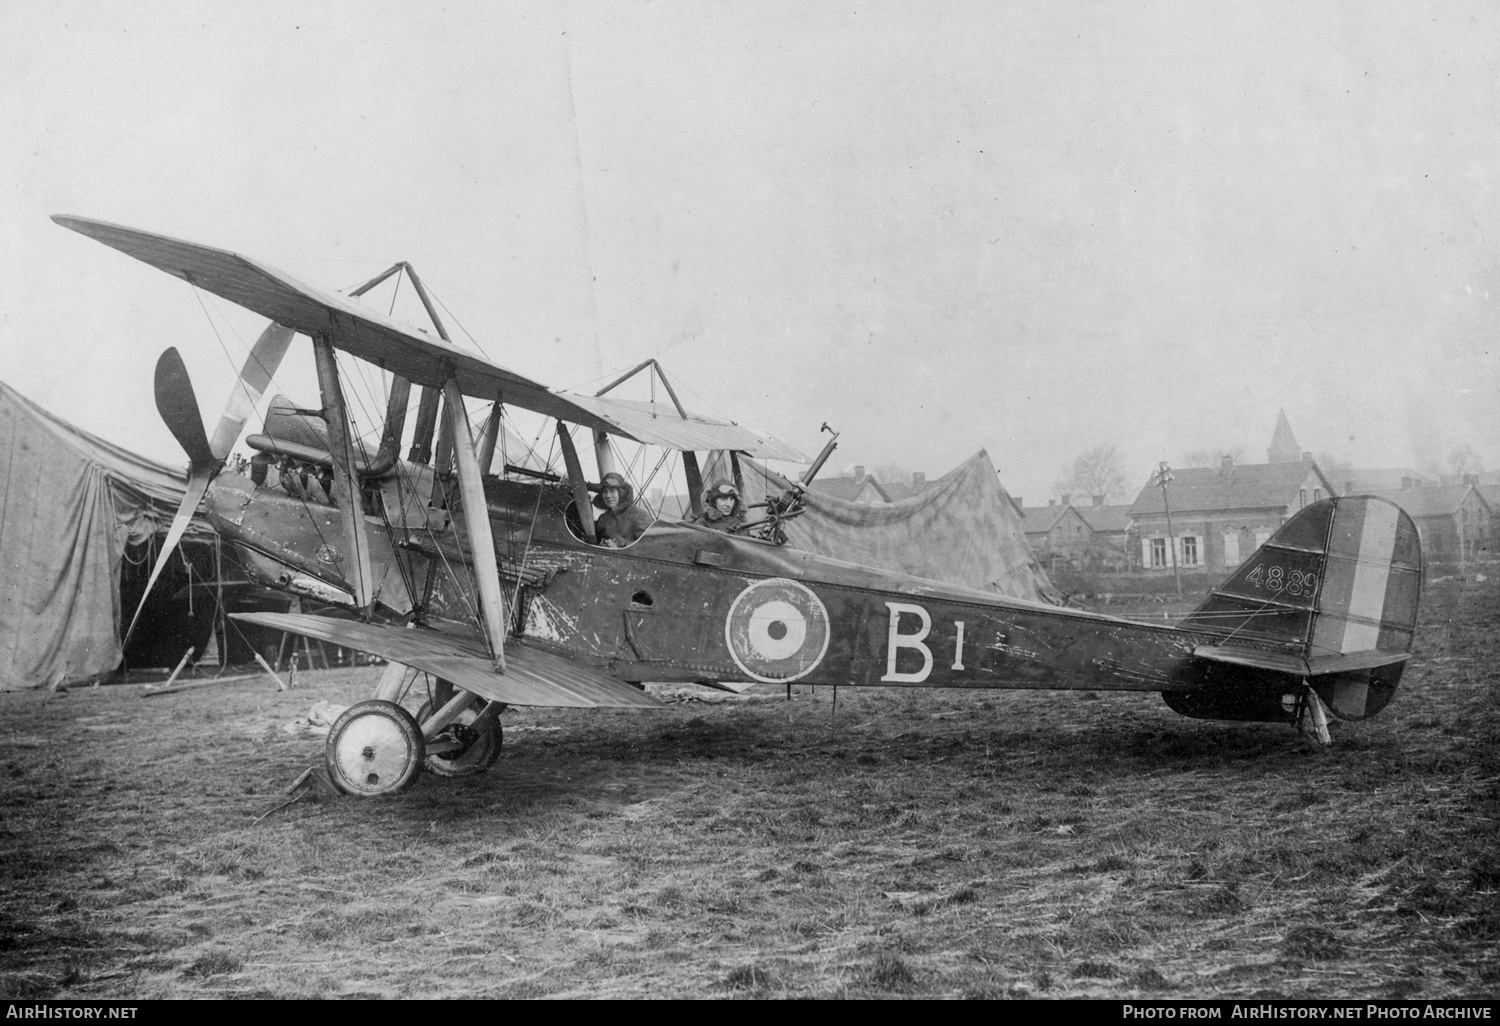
[1299,488,1307,508]
[1223,531,1241,567]
[1313,488,1323,502]
[1178,535,1201,567]
[1150,537,1168,568]
[1253,529,1271,550]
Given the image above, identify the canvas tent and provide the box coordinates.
[703,449,1060,604]
[0,381,215,689]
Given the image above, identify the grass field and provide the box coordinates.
[1,575,1496,999]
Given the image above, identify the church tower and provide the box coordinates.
[1267,409,1302,464]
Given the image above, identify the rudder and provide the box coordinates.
[1172,495,1421,722]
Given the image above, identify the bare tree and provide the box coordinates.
[1448,444,1484,480]
[1180,443,1248,468]
[1053,445,1129,503]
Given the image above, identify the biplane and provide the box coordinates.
[54,215,1423,796]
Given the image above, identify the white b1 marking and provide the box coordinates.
[882,602,933,683]
[952,620,966,671]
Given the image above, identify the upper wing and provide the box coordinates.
[53,215,619,434]
[231,612,663,709]
[560,393,806,461]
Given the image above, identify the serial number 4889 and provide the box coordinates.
[1243,563,1316,597]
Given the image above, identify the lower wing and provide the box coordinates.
[232,612,663,709]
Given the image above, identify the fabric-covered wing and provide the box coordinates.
[231,612,663,709]
[53,216,618,434]
[559,393,806,461]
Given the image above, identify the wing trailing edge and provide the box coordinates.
[56,215,808,458]
[231,612,663,709]
[52,215,620,433]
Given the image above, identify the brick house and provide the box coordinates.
[1128,454,1334,576]
[1078,497,1136,570]
[1343,467,1439,493]
[1363,484,1492,563]
[1481,485,1500,548]
[1021,501,1095,570]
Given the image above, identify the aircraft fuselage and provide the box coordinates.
[207,471,1228,700]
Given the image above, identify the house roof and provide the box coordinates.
[1479,484,1500,509]
[806,475,891,503]
[1021,504,1088,534]
[1130,461,1329,516]
[1080,504,1134,533]
[882,477,937,502]
[1363,485,1490,518]
[1344,467,1440,491]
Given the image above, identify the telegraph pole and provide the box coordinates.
[1155,462,1183,600]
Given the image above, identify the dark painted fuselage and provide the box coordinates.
[207,471,1227,699]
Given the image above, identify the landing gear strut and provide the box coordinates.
[416,696,504,777]
[326,666,505,795]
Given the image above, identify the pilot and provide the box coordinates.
[693,480,746,533]
[593,471,652,548]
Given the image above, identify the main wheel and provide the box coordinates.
[325,699,424,796]
[415,698,503,777]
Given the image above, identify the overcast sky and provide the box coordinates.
[3,1,1496,504]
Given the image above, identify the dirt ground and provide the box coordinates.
[2,574,1496,999]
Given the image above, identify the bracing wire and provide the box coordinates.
[381,392,485,635]
[507,450,552,632]
[333,340,421,613]
[444,392,503,653]
[189,286,259,429]
[425,286,493,365]
[190,287,295,442]
[327,329,492,636]
[317,349,374,608]
[186,286,342,565]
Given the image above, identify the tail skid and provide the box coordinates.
[1169,495,1422,725]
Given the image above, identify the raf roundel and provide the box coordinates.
[724,578,831,683]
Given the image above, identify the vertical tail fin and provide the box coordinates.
[1179,495,1422,720]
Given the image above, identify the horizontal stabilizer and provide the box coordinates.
[1179,496,1421,724]
[1306,650,1412,676]
[231,612,663,709]
[1194,644,1411,678]
[1191,645,1308,676]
